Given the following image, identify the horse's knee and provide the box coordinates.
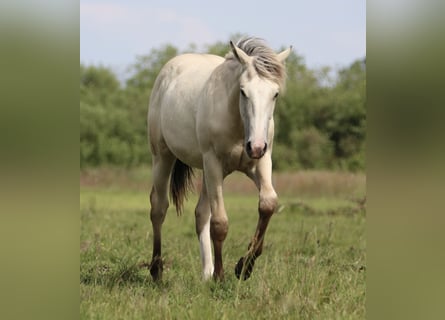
[259,192,278,217]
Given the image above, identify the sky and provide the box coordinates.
[80,0,365,77]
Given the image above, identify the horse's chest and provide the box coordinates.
[221,143,255,174]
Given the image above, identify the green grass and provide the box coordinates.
[80,168,366,319]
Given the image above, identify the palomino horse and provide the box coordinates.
[148,37,291,281]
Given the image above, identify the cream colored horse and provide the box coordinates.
[148,37,291,281]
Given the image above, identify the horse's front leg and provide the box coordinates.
[194,178,214,280]
[235,152,278,280]
[203,152,228,281]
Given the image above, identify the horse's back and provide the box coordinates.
[148,53,224,167]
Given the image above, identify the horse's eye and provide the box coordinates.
[240,88,247,98]
[273,92,279,100]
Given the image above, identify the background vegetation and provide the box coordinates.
[80,36,365,171]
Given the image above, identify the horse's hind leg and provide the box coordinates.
[235,154,278,280]
[149,153,175,281]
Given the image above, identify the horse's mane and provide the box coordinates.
[226,37,286,89]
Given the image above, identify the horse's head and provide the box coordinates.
[230,39,292,159]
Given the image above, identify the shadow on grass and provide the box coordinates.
[80,258,251,302]
[80,260,174,290]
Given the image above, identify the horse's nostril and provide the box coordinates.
[246,141,252,152]
[263,143,268,153]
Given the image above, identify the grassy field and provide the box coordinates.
[80,167,366,319]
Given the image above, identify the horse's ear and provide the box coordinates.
[277,46,293,62]
[230,40,252,65]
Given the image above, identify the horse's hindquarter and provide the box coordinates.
[149,54,224,168]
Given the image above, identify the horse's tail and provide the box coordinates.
[170,159,195,215]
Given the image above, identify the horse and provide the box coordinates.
[147,37,291,281]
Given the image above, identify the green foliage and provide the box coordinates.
[273,53,366,171]
[126,44,178,92]
[80,65,151,167]
[80,39,366,170]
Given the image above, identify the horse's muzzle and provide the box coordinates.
[246,141,267,159]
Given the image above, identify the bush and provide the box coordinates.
[294,127,334,169]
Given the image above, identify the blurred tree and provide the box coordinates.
[126,45,178,92]
[318,59,366,169]
[80,64,151,167]
[272,56,365,170]
[80,64,121,107]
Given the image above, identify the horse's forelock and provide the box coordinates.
[227,37,286,88]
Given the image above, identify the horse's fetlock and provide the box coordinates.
[149,257,163,281]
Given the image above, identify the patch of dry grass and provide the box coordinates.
[80,167,365,199]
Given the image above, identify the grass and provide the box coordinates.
[80,167,366,319]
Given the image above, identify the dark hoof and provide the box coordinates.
[149,258,163,281]
[235,256,255,280]
[212,271,225,282]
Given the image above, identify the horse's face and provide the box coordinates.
[230,40,291,159]
[239,73,279,159]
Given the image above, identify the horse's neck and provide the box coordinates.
[218,60,243,115]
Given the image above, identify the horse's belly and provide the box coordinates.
[165,136,203,169]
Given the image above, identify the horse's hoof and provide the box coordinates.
[212,271,225,282]
[149,258,163,281]
[235,256,255,280]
